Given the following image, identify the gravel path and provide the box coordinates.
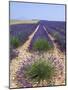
[43,26,65,85]
[10,25,40,88]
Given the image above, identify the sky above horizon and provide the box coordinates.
[10,2,65,21]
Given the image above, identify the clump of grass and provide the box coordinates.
[33,39,53,51]
[25,59,55,85]
[11,37,19,48]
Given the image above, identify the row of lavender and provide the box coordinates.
[10,23,38,60]
[29,24,54,50]
[10,23,38,47]
[42,20,66,52]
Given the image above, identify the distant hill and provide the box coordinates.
[10,20,39,25]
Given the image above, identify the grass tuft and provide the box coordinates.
[25,59,55,84]
[33,39,53,51]
[11,37,19,48]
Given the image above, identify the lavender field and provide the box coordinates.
[10,20,66,88]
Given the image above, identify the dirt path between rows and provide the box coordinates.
[10,25,40,88]
[43,26,64,57]
[43,26,65,85]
